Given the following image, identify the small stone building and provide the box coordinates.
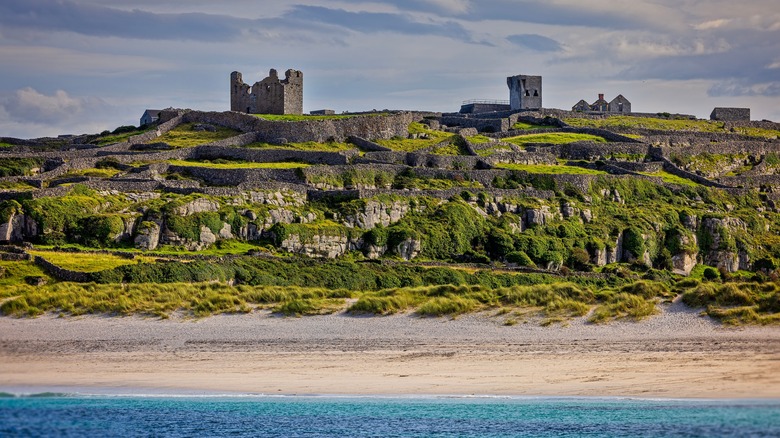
[608,95,631,114]
[230,68,303,115]
[140,109,162,126]
[710,107,750,121]
[571,94,631,114]
[507,75,542,110]
[572,100,590,112]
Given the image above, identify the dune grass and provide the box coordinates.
[503,132,608,147]
[168,159,310,169]
[0,272,776,325]
[152,123,240,148]
[494,162,607,175]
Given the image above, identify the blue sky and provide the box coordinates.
[1,0,778,137]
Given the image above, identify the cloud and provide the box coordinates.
[0,0,247,42]
[283,6,479,43]
[0,88,117,137]
[708,81,780,97]
[507,34,563,52]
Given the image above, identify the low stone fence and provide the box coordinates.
[348,136,392,152]
[440,115,509,133]
[34,256,92,282]
[532,142,652,160]
[660,158,731,188]
[656,141,780,158]
[608,161,663,173]
[356,151,487,170]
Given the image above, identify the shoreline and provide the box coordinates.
[2,302,779,399]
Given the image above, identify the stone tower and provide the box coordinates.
[230,68,303,115]
[507,75,542,110]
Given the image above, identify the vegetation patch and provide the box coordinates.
[168,159,309,169]
[503,133,608,147]
[244,140,353,152]
[637,171,700,187]
[564,116,725,132]
[0,158,44,177]
[152,123,240,148]
[29,250,144,272]
[376,122,457,152]
[511,121,557,130]
[494,163,607,175]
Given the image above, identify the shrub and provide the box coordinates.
[506,251,535,267]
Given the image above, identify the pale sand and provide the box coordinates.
[1,301,779,398]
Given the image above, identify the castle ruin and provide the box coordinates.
[230,69,303,115]
[507,75,542,110]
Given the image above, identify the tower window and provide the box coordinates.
[533,90,539,97]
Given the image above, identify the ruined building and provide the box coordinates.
[230,69,303,115]
[507,75,542,110]
[572,94,631,114]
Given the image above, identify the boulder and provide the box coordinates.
[174,198,220,216]
[134,221,161,250]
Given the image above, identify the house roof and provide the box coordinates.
[142,109,162,116]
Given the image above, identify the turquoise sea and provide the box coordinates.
[1,393,779,437]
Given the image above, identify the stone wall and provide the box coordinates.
[34,256,92,282]
[180,111,423,143]
[440,115,508,133]
[711,107,750,121]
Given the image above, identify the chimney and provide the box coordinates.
[598,93,604,101]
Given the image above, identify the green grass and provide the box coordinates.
[152,123,240,147]
[494,163,607,175]
[58,168,121,179]
[503,133,608,147]
[0,260,50,287]
[0,181,36,191]
[475,145,513,157]
[563,116,780,139]
[466,135,494,144]
[244,141,353,152]
[28,250,146,273]
[638,171,700,187]
[376,122,457,152]
[168,159,310,169]
[95,127,155,145]
[511,122,557,130]
[0,142,13,148]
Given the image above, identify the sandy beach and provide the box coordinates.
[2,301,779,398]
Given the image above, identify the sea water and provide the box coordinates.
[1,393,779,437]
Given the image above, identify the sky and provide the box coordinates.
[0,0,779,138]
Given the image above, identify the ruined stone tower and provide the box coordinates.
[230,68,303,115]
[507,75,542,110]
